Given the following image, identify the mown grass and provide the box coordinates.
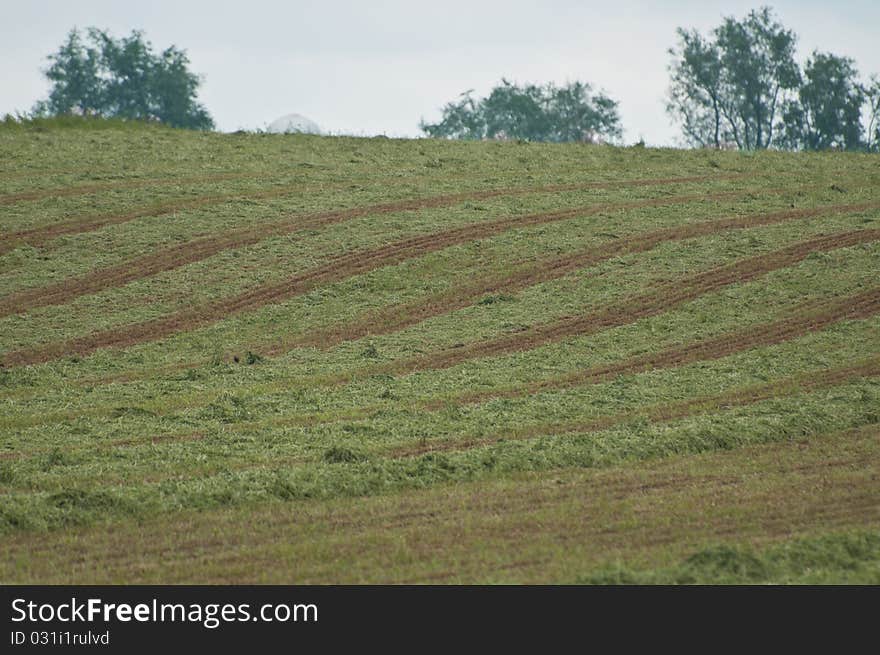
[2,422,877,583]
[1,120,878,583]
[579,532,880,584]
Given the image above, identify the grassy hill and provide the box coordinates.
[1,119,878,583]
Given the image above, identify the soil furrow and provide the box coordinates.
[0,186,315,255]
[1,191,747,366]
[290,200,880,350]
[436,287,880,408]
[390,358,880,457]
[386,228,880,375]
[0,172,259,205]
[0,170,518,254]
[0,175,739,319]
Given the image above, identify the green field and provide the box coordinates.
[1,119,878,583]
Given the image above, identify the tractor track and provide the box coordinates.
[438,287,880,407]
[0,185,316,255]
[250,287,880,430]
[0,172,262,206]
[0,193,751,366]
[385,228,880,375]
[0,169,520,254]
[0,173,739,318]
[9,287,876,434]
[289,200,880,350]
[390,358,880,458]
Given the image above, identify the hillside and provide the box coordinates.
[1,120,878,583]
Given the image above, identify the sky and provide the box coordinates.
[2,0,878,145]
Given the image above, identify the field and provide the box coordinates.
[1,119,878,583]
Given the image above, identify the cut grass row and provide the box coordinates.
[284,200,880,350]
[2,236,876,426]
[0,172,268,206]
[381,228,880,375]
[2,421,876,583]
[3,201,877,368]
[1,353,876,527]
[0,185,817,365]
[0,174,741,318]
[4,301,877,455]
[3,172,872,372]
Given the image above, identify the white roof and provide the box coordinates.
[266,113,322,135]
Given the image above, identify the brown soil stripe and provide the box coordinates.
[73,199,879,388]
[223,288,879,433]
[0,174,737,318]
[1,193,747,366]
[230,288,880,432]
[0,170,496,254]
[288,201,880,350]
[437,286,880,408]
[390,358,880,457]
[384,228,880,376]
[0,186,311,254]
[0,172,263,206]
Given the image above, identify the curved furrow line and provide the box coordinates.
[15,359,878,497]
[384,228,880,375]
[389,358,880,458]
[288,201,880,351]
[0,185,316,255]
[234,288,880,432]
[9,288,875,435]
[0,174,740,318]
[0,169,515,254]
[437,287,880,408]
[0,172,261,206]
[0,191,747,366]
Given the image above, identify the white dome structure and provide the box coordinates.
[266,113,322,135]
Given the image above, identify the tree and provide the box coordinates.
[419,90,485,140]
[666,29,726,148]
[420,79,621,142]
[545,81,621,142]
[34,28,213,130]
[37,28,103,116]
[866,76,880,152]
[667,6,800,149]
[780,52,865,151]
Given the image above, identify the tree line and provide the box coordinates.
[33,27,213,130]
[29,8,880,150]
[419,80,621,143]
[667,6,879,151]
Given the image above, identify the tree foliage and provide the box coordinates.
[780,52,865,151]
[35,28,213,130]
[420,79,621,142]
[668,6,879,151]
[667,7,799,150]
[865,76,880,152]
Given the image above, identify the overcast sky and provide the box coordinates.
[2,1,878,145]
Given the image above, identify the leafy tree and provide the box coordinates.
[866,76,880,152]
[714,7,800,149]
[545,81,621,142]
[481,81,546,140]
[780,52,865,151]
[34,28,213,130]
[38,28,103,116]
[667,29,726,148]
[420,90,484,140]
[420,79,621,142]
[667,6,800,149]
